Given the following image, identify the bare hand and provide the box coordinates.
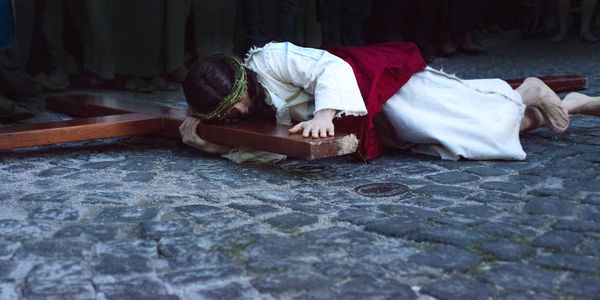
[289,109,337,138]
[179,117,231,154]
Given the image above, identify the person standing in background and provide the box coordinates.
[0,0,45,122]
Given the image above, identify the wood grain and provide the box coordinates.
[506,74,587,92]
[0,113,162,150]
[4,96,357,159]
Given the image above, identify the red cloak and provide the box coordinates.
[324,42,426,161]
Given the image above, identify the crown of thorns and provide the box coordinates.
[189,55,247,120]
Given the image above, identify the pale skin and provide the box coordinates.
[516,77,600,133]
[180,80,600,153]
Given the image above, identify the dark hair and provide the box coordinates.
[183,56,275,122]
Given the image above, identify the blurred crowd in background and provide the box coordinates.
[1,0,599,122]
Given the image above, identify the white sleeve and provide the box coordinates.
[256,42,367,118]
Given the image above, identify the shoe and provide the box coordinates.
[436,47,457,58]
[458,46,487,56]
[123,77,156,93]
[580,32,598,43]
[0,100,35,122]
[550,32,567,42]
[33,68,70,91]
[150,76,179,91]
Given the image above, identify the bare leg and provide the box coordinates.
[516,77,570,133]
[580,0,598,42]
[563,92,600,116]
[550,0,569,42]
[519,107,545,133]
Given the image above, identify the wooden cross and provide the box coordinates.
[0,94,358,159]
[0,75,588,159]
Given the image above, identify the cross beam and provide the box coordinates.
[0,94,358,160]
[0,74,588,159]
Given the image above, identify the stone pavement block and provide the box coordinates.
[582,239,600,256]
[246,257,305,274]
[464,166,509,177]
[404,196,453,209]
[334,208,387,225]
[119,157,158,171]
[36,166,78,177]
[527,188,578,199]
[313,261,386,279]
[166,250,238,271]
[141,220,194,240]
[193,282,259,300]
[468,191,522,211]
[250,271,330,295]
[408,226,490,247]
[552,220,600,233]
[94,277,178,299]
[193,211,246,231]
[582,193,600,206]
[421,277,494,300]
[264,212,318,230]
[0,260,15,280]
[94,207,159,223]
[417,185,474,199]
[28,206,79,221]
[559,274,600,299]
[242,235,311,260]
[96,239,157,258]
[160,266,245,286]
[19,190,74,203]
[533,254,599,273]
[501,214,554,228]
[124,171,155,182]
[480,241,535,261]
[496,291,560,300]
[579,204,600,221]
[24,260,94,299]
[523,199,576,217]
[409,245,482,272]
[473,222,534,239]
[443,205,503,219]
[0,282,19,299]
[279,199,339,215]
[0,242,20,260]
[158,235,220,261]
[82,191,134,205]
[364,217,424,238]
[531,230,585,251]
[53,224,120,242]
[378,204,443,221]
[227,203,279,216]
[16,240,93,259]
[480,181,525,193]
[425,171,479,184]
[299,227,374,246]
[173,204,222,219]
[76,182,122,190]
[334,275,416,299]
[93,255,153,275]
[479,263,560,293]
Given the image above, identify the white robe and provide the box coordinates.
[224,42,526,162]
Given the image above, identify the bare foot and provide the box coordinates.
[563,92,600,116]
[516,77,569,134]
[519,107,545,133]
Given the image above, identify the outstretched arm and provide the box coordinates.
[179,117,232,154]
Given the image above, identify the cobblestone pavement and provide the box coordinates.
[1,31,600,299]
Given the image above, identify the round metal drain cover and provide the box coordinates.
[354,183,409,198]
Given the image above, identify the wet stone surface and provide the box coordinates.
[1,32,600,299]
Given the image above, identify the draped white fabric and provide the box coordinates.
[380,67,527,161]
[245,42,368,125]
